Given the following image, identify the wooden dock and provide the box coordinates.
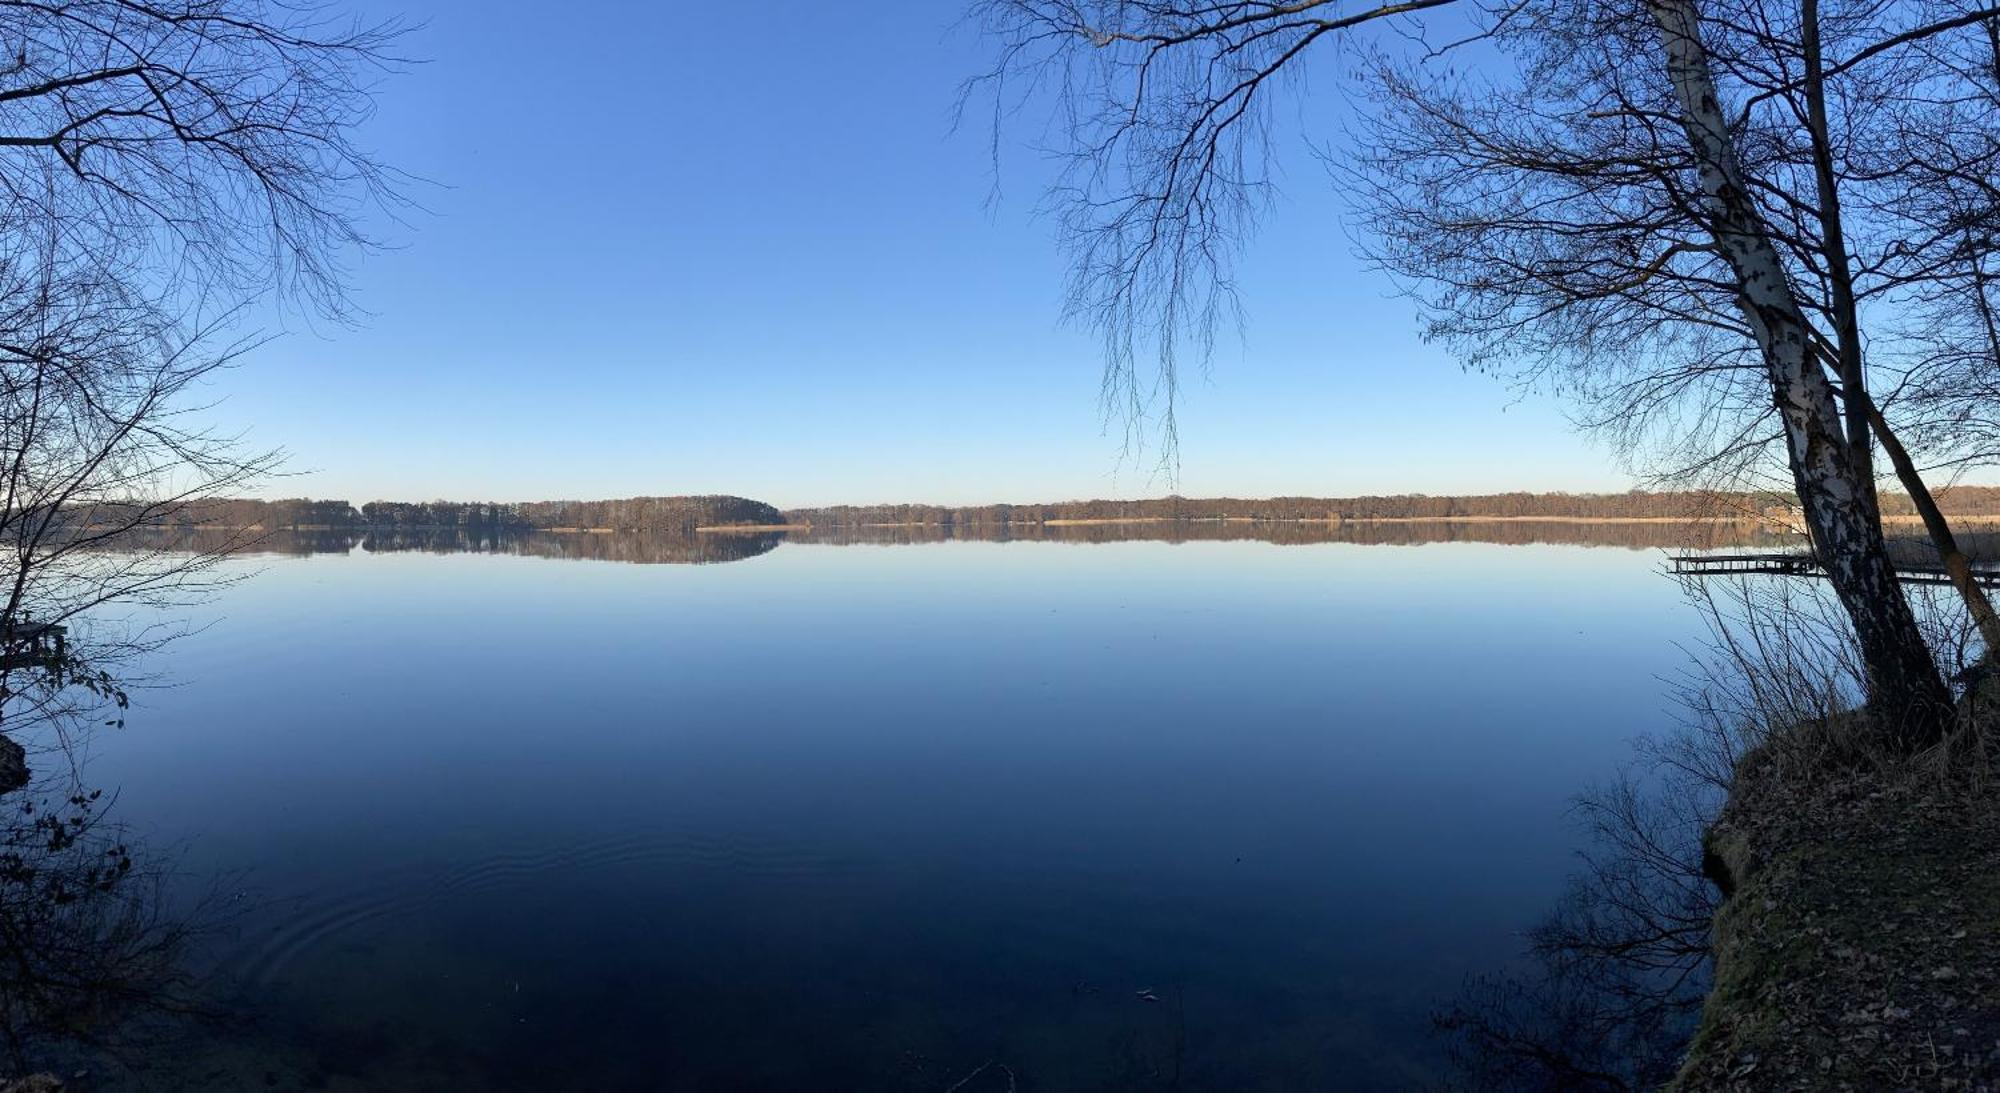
[1672,553,2000,588]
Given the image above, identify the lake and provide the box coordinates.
[57,528,1712,1090]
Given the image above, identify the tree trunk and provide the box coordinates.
[1800,0,1878,514]
[1863,404,2000,663]
[1649,0,1951,747]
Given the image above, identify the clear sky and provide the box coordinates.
[217,0,1631,509]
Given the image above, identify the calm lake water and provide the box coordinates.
[69,530,1708,1090]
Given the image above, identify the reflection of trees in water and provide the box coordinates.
[99,527,358,560]
[108,519,1820,564]
[1431,575,1981,1089]
[0,771,211,1080]
[1427,584,1773,1090]
[1432,765,1717,1090]
[114,528,788,565]
[0,629,233,1082]
[1891,530,2000,566]
[361,528,786,565]
[797,519,1798,551]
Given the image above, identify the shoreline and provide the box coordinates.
[783,515,1787,530]
[1672,710,2000,1088]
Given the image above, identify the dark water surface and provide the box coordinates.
[79,532,1705,1090]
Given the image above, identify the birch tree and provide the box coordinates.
[971,0,2000,745]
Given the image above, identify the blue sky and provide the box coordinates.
[219,0,1625,508]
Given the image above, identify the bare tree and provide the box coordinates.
[0,246,261,1074]
[0,239,277,762]
[0,0,403,787]
[969,0,2000,746]
[0,5,398,1071]
[0,0,407,313]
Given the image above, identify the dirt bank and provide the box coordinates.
[1672,717,2000,1091]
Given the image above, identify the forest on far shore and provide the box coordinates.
[129,487,2000,533]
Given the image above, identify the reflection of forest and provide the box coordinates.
[1890,530,2000,565]
[121,527,788,564]
[791,519,1803,551]
[363,528,787,564]
[113,520,1827,562]
[0,772,205,1080]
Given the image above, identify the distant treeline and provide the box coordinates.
[128,526,787,566]
[798,518,1799,551]
[789,489,2000,526]
[174,495,785,532]
[126,518,1801,563]
[143,488,2000,534]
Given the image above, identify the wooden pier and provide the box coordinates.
[1671,553,2000,588]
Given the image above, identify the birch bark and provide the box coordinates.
[1649,0,1951,743]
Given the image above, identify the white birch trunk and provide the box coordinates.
[1648,0,1949,743]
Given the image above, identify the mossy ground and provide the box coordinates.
[1672,712,2000,1091]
